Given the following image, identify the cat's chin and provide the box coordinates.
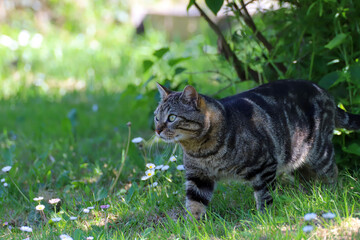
[158,134,184,143]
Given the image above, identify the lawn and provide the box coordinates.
[1,1,360,239]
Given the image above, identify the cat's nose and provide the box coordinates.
[155,128,162,135]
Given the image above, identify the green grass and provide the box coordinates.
[1,2,360,239]
[1,156,360,240]
[1,98,360,239]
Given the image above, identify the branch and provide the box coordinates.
[233,0,287,74]
[210,80,241,97]
[193,1,260,83]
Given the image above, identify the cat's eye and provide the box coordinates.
[155,116,159,122]
[168,114,177,122]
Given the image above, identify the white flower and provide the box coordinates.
[0,35,18,50]
[161,165,169,171]
[92,104,98,112]
[20,226,33,232]
[18,30,30,46]
[304,213,317,221]
[3,183,8,187]
[1,178,5,183]
[131,137,144,143]
[83,208,90,213]
[155,165,164,170]
[151,182,158,187]
[302,225,314,232]
[146,163,156,169]
[169,155,177,162]
[176,165,185,171]
[51,217,62,222]
[30,33,43,48]
[23,238,30,240]
[2,166,12,173]
[36,204,45,211]
[322,212,336,219]
[87,237,94,240]
[59,234,73,240]
[141,169,155,180]
[333,129,342,135]
[49,198,61,204]
[141,175,149,180]
[87,206,95,210]
[33,196,44,201]
[69,216,77,220]
[173,191,178,195]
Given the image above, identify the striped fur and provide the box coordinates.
[154,80,360,220]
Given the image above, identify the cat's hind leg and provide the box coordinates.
[251,167,277,212]
[308,142,338,187]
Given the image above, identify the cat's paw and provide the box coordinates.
[186,200,206,220]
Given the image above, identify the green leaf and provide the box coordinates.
[318,71,340,89]
[324,33,348,50]
[205,0,224,15]
[168,57,191,67]
[349,63,360,86]
[342,142,360,156]
[142,74,156,88]
[142,228,154,238]
[174,67,187,76]
[73,229,84,239]
[95,188,108,202]
[187,0,195,11]
[142,60,154,72]
[153,47,170,59]
[125,182,138,203]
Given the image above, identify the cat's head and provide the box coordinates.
[154,83,207,143]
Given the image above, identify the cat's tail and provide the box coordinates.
[335,108,360,130]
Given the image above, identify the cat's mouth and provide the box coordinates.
[156,133,181,143]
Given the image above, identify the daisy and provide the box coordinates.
[92,104,98,112]
[1,178,5,183]
[87,206,95,210]
[49,198,61,204]
[51,217,62,222]
[151,182,158,188]
[176,165,185,171]
[20,226,33,232]
[59,234,73,240]
[87,237,94,240]
[33,197,44,201]
[155,165,164,170]
[2,166,11,173]
[322,212,336,219]
[69,216,77,220]
[83,208,90,213]
[304,213,317,221]
[3,183,8,187]
[131,137,144,143]
[141,170,155,180]
[36,205,45,211]
[100,204,110,209]
[146,163,156,170]
[169,155,177,162]
[302,225,314,232]
[161,165,169,171]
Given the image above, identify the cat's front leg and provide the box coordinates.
[185,175,215,220]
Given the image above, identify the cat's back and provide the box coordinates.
[220,80,326,106]
[218,80,334,118]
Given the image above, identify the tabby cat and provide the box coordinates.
[154,80,360,220]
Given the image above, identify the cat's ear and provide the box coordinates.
[156,83,172,100]
[180,85,199,105]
